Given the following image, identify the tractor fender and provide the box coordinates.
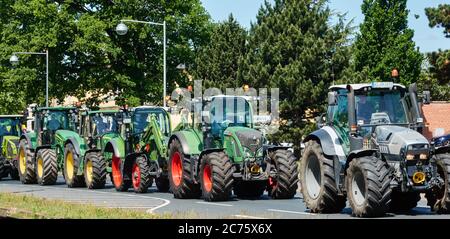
[303,126,346,160]
[344,149,378,172]
[435,146,450,155]
[199,148,225,162]
[55,130,86,157]
[20,132,37,151]
[169,131,202,156]
[103,137,125,159]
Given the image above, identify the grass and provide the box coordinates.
[0,192,176,219]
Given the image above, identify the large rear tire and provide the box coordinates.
[268,149,298,199]
[131,156,152,193]
[168,139,201,199]
[299,140,346,213]
[234,181,266,198]
[84,152,107,189]
[111,154,131,192]
[35,149,58,185]
[64,143,85,188]
[18,139,36,184]
[346,156,391,217]
[200,151,234,201]
[425,153,450,213]
[390,191,420,212]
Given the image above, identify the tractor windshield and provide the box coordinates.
[132,109,170,136]
[0,118,20,136]
[210,97,252,137]
[91,113,118,136]
[44,111,72,131]
[355,90,408,125]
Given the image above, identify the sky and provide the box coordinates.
[201,0,449,53]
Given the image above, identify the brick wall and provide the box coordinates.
[421,102,450,140]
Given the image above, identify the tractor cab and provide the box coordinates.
[131,107,171,138]
[34,107,78,146]
[0,115,22,159]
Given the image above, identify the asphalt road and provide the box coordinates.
[0,175,447,219]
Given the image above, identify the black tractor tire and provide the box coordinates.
[10,168,19,180]
[168,139,201,199]
[200,151,234,201]
[18,139,36,184]
[299,140,346,213]
[64,143,85,188]
[425,153,450,214]
[84,152,107,189]
[268,149,298,199]
[131,156,152,193]
[156,175,170,192]
[346,156,391,217]
[234,180,266,199]
[0,157,8,180]
[390,191,420,212]
[111,153,132,192]
[35,149,58,185]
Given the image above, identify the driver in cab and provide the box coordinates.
[356,95,374,124]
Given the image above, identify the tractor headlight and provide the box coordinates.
[406,154,415,160]
[419,153,428,160]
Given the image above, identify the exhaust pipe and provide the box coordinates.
[408,83,422,123]
[347,85,357,135]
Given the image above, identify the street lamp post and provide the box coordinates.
[10,50,49,107]
[116,19,167,107]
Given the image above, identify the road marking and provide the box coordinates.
[196,202,233,207]
[267,209,317,216]
[105,206,156,209]
[234,214,266,219]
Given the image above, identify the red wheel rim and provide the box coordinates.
[203,164,212,192]
[112,155,123,188]
[269,176,277,188]
[171,152,182,187]
[132,163,141,190]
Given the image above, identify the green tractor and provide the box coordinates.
[299,82,450,217]
[98,106,171,193]
[167,95,298,201]
[0,115,23,180]
[18,106,81,186]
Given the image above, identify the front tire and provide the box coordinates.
[346,156,391,217]
[299,140,345,213]
[64,143,85,187]
[111,153,131,192]
[35,149,58,185]
[200,151,234,201]
[18,139,36,184]
[425,153,450,213]
[0,157,8,180]
[84,152,107,189]
[131,156,152,193]
[268,149,298,199]
[168,139,201,199]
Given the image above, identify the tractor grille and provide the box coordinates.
[235,130,263,153]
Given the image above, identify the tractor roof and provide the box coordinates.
[37,106,76,111]
[0,115,22,118]
[87,110,119,115]
[207,95,254,102]
[329,82,406,91]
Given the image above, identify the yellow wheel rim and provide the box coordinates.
[85,160,93,184]
[19,148,26,174]
[37,157,44,178]
[66,151,74,180]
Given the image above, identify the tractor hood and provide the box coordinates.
[225,126,263,153]
[375,125,429,155]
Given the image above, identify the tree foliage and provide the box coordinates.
[425,4,450,38]
[240,0,352,150]
[350,0,423,86]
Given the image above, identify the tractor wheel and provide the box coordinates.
[168,139,201,199]
[268,149,298,199]
[18,139,36,184]
[111,153,131,192]
[299,140,346,213]
[425,153,450,213]
[200,151,234,201]
[390,191,420,212]
[64,143,85,188]
[156,175,170,192]
[0,157,8,180]
[234,180,266,198]
[346,156,391,217]
[131,156,152,193]
[10,168,19,180]
[35,149,58,185]
[84,152,107,189]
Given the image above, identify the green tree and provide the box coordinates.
[241,0,352,150]
[351,0,423,86]
[193,14,247,90]
[0,0,211,111]
[425,4,450,38]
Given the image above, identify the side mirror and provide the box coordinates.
[328,92,337,106]
[315,113,326,128]
[422,91,431,105]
